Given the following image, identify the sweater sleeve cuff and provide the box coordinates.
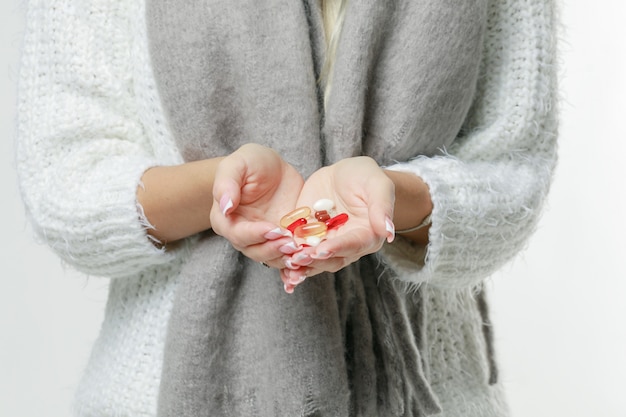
[377,161,439,286]
[25,156,181,279]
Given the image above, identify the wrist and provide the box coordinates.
[384,169,433,244]
[137,157,224,243]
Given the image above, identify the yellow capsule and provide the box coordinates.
[280,207,312,229]
[294,222,327,239]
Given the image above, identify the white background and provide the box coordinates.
[1,1,625,416]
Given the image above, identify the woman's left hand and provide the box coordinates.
[280,157,396,290]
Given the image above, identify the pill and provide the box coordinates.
[312,199,335,212]
[325,213,349,230]
[314,210,331,222]
[305,236,323,247]
[294,221,328,239]
[286,218,308,234]
[280,207,312,229]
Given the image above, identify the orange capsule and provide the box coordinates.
[280,207,312,229]
[294,221,328,239]
[325,213,349,230]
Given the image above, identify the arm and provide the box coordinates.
[384,170,432,246]
[16,0,182,278]
[137,159,223,244]
[282,0,558,290]
[379,0,559,289]
[139,143,305,264]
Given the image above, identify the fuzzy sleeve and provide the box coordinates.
[16,0,183,279]
[379,0,559,289]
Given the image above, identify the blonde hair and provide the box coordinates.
[320,0,349,107]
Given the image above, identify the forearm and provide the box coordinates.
[384,169,432,245]
[137,157,224,243]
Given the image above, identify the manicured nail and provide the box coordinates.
[264,227,288,240]
[311,250,333,260]
[279,242,300,254]
[288,274,307,285]
[285,259,298,270]
[385,217,395,243]
[284,283,295,294]
[220,194,233,216]
[293,253,313,266]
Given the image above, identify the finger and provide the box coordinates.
[310,227,384,260]
[288,251,314,267]
[212,155,247,216]
[281,267,309,286]
[304,256,349,274]
[280,257,349,294]
[240,236,294,264]
[263,257,287,270]
[213,215,279,249]
[281,261,336,287]
[364,174,396,243]
[280,269,307,294]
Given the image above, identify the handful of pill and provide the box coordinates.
[279,199,349,246]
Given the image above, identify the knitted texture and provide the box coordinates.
[149,1,483,416]
[381,0,559,289]
[17,1,186,415]
[16,0,558,416]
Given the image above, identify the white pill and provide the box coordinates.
[313,198,335,212]
[305,236,322,247]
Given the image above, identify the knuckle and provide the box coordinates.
[327,258,350,273]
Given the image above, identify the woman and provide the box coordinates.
[16,0,558,415]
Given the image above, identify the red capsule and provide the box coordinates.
[314,210,331,222]
[325,213,349,230]
[286,218,307,234]
[280,207,312,229]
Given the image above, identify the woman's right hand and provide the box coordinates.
[210,143,304,268]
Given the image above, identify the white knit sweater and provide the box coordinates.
[16,0,558,416]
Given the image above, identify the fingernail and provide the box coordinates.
[288,274,307,285]
[293,253,313,266]
[264,227,288,240]
[284,283,295,294]
[311,250,333,260]
[284,259,298,270]
[279,242,300,254]
[220,194,233,216]
[385,217,395,243]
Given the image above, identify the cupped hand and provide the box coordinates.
[210,143,304,267]
[281,157,396,290]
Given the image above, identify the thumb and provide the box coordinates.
[212,155,247,216]
[366,174,396,243]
